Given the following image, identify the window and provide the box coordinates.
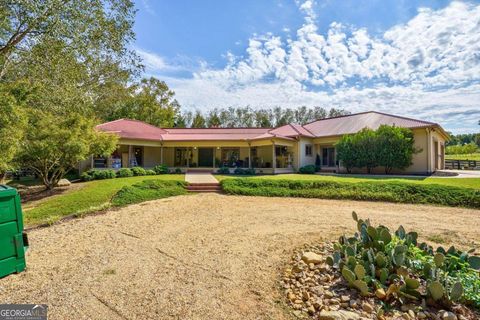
[221,148,240,167]
[305,144,313,157]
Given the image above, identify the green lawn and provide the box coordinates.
[445,153,480,161]
[214,174,480,189]
[24,175,184,227]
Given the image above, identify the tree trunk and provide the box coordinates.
[0,172,6,184]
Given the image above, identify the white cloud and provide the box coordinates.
[157,1,480,133]
[136,48,168,71]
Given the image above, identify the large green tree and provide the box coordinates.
[16,111,117,190]
[0,0,139,80]
[110,77,181,127]
[336,125,419,174]
[376,125,419,174]
[0,84,26,181]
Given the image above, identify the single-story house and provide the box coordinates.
[82,111,448,175]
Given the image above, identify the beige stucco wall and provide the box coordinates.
[143,146,162,168]
[298,138,315,167]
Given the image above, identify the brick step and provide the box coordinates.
[186,186,222,191]
[187,189,223,193]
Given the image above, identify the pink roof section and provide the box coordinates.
[96,111,443,142]
[96,119,167,141]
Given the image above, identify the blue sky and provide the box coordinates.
[133,0,480,133]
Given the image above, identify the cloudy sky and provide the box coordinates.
[133,0,480,133]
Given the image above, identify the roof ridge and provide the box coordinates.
[369,111,437,126]
[302,111,373,127]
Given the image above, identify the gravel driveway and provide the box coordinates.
[0,194,479,320]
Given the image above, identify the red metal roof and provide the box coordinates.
[303,111,438,137]
[96,119,167,141]
[96,111,443,142]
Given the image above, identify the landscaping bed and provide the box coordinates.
[282,214,480,319]
[221,179,480,208]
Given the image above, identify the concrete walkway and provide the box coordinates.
[185,172,219,184]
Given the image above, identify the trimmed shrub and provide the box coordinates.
[131,167,146,176]
[221,179,480,209]
[93,169,116,180]
[145,169,156,175]
[153,164,168,174]
[217,167,230,174]
[117,168,133,178]
[81,169,116,181]
[244,168,256,175]
[299,165,316,174]
[233,168,256,175]
[174,168,182,174]
[80,171,94,181]
[234,168,246,175]
[112,180,188,206]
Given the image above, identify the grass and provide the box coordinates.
[221,178,480,208]
[23,175,184,227]
[445,153,480,161]
[112,180,188,206]
[214,173,480,189]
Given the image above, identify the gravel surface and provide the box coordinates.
[0,194,478,320]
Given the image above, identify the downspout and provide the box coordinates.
[426,128,431,174]
[160,143,164,165]
[271,139,276,174]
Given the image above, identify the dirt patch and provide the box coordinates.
[0,194,478,319]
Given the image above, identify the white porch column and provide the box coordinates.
[272,142,276,174]
[248,145,252,168]
[128,145,133,167]
[160,145,164,165]
[186,147,190,168]
[212,147,216,168]
[90,155,94,169]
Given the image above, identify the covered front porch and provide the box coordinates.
[90,138,297,174]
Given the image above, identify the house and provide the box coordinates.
[84,111,448,175]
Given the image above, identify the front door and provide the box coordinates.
[198,148,214,167]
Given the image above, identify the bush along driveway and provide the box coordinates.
[221,178,480,209]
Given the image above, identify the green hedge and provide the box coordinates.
[221,179,480,208]
[112,180,188,206]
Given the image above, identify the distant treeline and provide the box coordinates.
[174,106,351,128]
[446,133,480,147]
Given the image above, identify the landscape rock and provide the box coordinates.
[318,310,361,320]
[440,311,457,320]
[301,252,323,264]
[56,179,71,187]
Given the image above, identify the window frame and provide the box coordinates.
[305,144,313,157]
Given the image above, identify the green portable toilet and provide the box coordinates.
[0,185,28,278]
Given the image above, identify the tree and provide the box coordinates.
[111,78,181,127]
[336,125,419,174]
[0,84,26,181]
[0,0,139,79]
[207,109,221,127]
[354,128,378,173]
[376,125,420,174]
[335,135,358,173]
[15,111,117,190]
[254,109,273,127]
[191,111,206,128]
